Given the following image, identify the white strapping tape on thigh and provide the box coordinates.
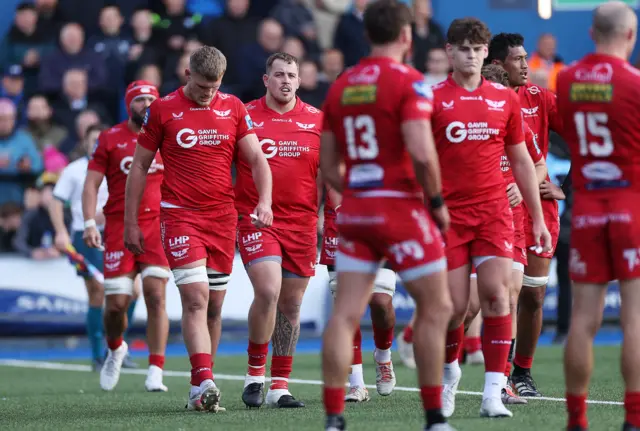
[328,271,338,297]
[172,266,208,286]
[104,276,135,296]
[207,268,230,291]
[373,268,396,297]
[522,274,549,287]
[512,262,525,273]
[471,255,497,269]
[141,266,170,280]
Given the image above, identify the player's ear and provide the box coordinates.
[445,43,453,57]
[262,74,269,88]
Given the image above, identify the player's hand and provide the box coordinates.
[540,180,565,200]
[252,202,273,228]
[506,183,523,207]
[54,231,71,252]
[430,205,450,234]
[530,219,552,254]
[124,223,145,255]
[83,226,102,249]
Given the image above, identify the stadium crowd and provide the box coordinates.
[0,0,569,257]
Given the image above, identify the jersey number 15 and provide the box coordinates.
[344,115,380,160]
[574,111,613,157]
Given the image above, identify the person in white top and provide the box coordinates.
[49,124,139,371]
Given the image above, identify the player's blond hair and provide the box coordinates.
[189,46,227,82]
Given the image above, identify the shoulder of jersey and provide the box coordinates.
[245,99,259,111]
[299,100,322,116]
[523,83,545,97]
[156,90,181,107]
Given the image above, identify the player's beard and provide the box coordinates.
[130,109,145,127]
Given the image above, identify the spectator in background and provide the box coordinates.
[38,23,108,98]
[0,98,43,206]
[1,65,26,125]
[25,94,68,152]
[13,172,64,260]
[333,0,369,68]
[59,109,100,159]
[411,0,445,73]
[135,64,163,90]
[150,0,203,59]
[281,37,306,62]
[52,69,111,136]
[318,48,343,84]
[271,0,321,61]
[297,59,328,109]
[198,0,259,96]
[162,38,203,85]
[160,52,190,96]
[423,47,449,85]
[0,2,55,96]
[33,0,62,40]
[0,201,23,253]
[239,18,284,101]
[125,8,159,84]
[88,5,132,95]
[528,33,564,92]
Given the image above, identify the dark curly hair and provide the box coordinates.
[486,33,525,65]
[481,64,510,86]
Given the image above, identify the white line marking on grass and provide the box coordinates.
[0,359,623,406]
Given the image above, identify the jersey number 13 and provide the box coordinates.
[344,115,380,160]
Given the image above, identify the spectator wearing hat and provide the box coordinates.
[0,2,55,97]
[0,98,43,206]
[1,65,26,126]
[13,171,68,260]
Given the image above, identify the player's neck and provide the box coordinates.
[369,47,404,63]
[595,44,628,62]
[451,70,483,91]
[265,92,296,114]
[127,119,141,133]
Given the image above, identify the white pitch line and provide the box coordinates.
[0,359,623,406]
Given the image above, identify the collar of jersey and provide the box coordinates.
[446,73,486,93]
[260,95,303,116]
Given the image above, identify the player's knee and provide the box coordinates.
[465,302,481,326]
[143,288,165,314]
[105,294,128,315]
[328,270,338,299]
[104,276,135,297]
[278,299,302,322]
[520,281,547,309]
[207,302,222,323]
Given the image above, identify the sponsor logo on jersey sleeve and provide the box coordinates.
[143,108,150,125]
[412,80,434,99]
[90,139,99,159]
[245,114,254,130]
[341,85,377,105]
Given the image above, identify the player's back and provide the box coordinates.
[323,57,427,199]
[556,53,640,195]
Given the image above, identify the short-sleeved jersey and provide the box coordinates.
[431,76,524,208]
[53,157,109,232]
[321,57,434,199]
[556,53,640,195]
[88,121,163,219]
[518,83,563,157]
[235,96,322,231]
[501,120,543,184]
[137,87,255,210]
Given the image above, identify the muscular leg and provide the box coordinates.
[242,260,282,407]
[564,282,607,429]
[463,276,483,365]
[514,254,550,391]
[476,257,513,417]
[268,274,310,407]
[100,273,135,391]
[140,265,170,392]
[370,291,397,396]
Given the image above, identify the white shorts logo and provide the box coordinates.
[176,128,198,148]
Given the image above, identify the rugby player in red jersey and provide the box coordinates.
[235,52,322,409]
[487,32,565,397]
[83,81,170,393]
[556,3,640,429]
[431,18,550,418]
[124,47,273,412]
[320,186,399,402]
[320,1,453,430]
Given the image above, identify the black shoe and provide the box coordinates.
[623,423,640,431]
[511,369,542,397]
[325,415,346,431]
[274,394,305,408]
[242,382,264,408]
